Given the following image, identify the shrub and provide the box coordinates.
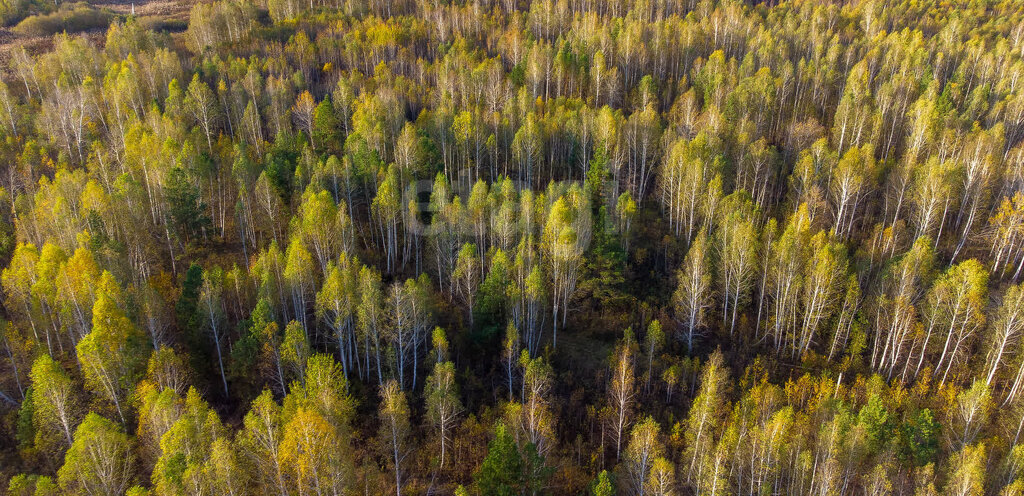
[12,3,112,37]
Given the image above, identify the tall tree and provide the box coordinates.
[184,73,220,152]
[358,266,385,385]
[29,354,80,450]
[717,193,758,338]
[280,407,351,495]
[315,255,360,377]
[674,229,712,352]
[238,390,288,496]
[543,188,591,347]
[796,232,848,356]
[829,144,875,239]
[985,283,1024,390]
[76,272,146,423]
[918,259,988,383]
[425,360,461,479]
[625,416,663,496]
[643,320,664,394]
[453,243,480,328]
[57,413,135,496]
[200,266,230,396]
[608,334,636,460]
[379,379,410,496]
[683,351,728,486]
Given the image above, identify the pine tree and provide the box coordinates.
[475,423,524,496]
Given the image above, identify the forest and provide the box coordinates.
[2,0,1024,493]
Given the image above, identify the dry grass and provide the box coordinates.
[0,0,193,74]
[94,0,191,21]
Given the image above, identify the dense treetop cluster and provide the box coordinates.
[3,0,1024,494]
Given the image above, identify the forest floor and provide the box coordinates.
[0,27,58,66]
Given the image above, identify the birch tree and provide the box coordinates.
[373,165,402,274]
[645,457,676,496]
[659,134,723,243]
[184,73,219,152]
[543,188,591,348]
[910,156,959,244]
[425,361,461,477]
[503,323,520,400]
[830,144,875,238]
[625,416,663,496]
[944,443,986,496]
[57,413,135,496]
[508,353,557,461]
[238,390,288,496]
[766,205,810,353]
[283,235,314,329]
[673,229,712,352]
[358,266,385,385]
[918,259,988,384]
[453,243,480,328]
[315,255,360,377]
[984,284,1024,390]
[608,335,636,459]
[299,189,352,275]
[379,380,410,496]
[796,232,849,356]
[873,236,934,379]
[718,193,758,338]
[990,193,1024,281]
[29,354,81,451]
[280,407,351,495]
[684,351,728,486]
[76,272,146,423]
[200,267,230,396]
